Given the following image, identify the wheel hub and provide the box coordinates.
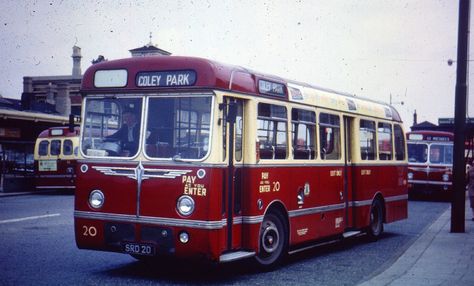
[261,223,279,253]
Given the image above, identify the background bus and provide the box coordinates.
[74,56,407,267]
[407,130,454,198]
[34,126,80,190]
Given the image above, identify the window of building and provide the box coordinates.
[378,122,393,160]
[394,124,405,161]
[319,113,341,160]
[257,103,287,159]
[292,108,316,159]
[359,119,376,160]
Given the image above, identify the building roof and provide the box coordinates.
[129,44,171,56]
[0,108,68,124]
[412,120,437,129]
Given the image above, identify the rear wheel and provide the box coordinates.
[367,199,384,240]
[255,212,287,268]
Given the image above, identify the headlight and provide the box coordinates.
[89,190,105,209]
[442,173,449,182]
[408,172,414,180]
[177,195,195,216]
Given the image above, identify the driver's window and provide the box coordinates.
[82,98,142,157]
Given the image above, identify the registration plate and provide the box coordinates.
[122,242,155,256]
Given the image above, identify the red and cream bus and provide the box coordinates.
[74,56,408,267]
[34,126,80,190]
[407,130,454,197]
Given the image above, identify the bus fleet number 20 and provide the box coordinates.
[82,225,97,237]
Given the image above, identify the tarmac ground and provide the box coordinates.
[2,189,473,285]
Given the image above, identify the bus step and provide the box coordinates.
[343,230,362,238]
[219,251,255,263]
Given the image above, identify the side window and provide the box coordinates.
[319,113,341,160]
[394,125,405,161]
[50,140,61,156]
[257,103,287,160]
[38,140,49,156]
[359,120,376,160]
[63,139,73,156]
[292,108,316,159]
[378,122,393,160]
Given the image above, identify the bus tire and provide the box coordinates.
[367,199,384,240]
[255,212,287,268]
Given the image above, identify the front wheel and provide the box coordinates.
[367,199,384,240]
[255,212,287,268]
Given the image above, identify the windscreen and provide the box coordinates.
[145,96,212,160]
[81,97,143,157]
[408,143,428,163]
[429,144,453,165]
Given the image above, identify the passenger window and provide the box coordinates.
[257,103,287,159]
[319,113,341,160]
[292,108,316,159]
[378,122,393,160]
[38,140,49,156]
[359,120,376,160]
[50,140,61,156]
[63,140,73,156]
[394,125,405,161]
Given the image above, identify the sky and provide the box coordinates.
[0,0,471,129]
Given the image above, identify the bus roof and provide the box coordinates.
[37,126,80,138]
[406,130,454,142]
[81,56,402,122]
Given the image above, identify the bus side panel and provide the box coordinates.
[241,165,345,249]
[352,165,407,228]
[385,199,408,223]
[385,165,408,223]
[351,165,376,229]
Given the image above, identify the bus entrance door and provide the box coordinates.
[220,97,251,260]
[343,116,356,234]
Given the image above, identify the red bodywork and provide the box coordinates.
[75,162,407,261]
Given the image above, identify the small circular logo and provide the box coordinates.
[197,169,206,179]
[80,164,88,173]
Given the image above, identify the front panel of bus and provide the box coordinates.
[74,92,234,260]
[34,136,79,190]
[407,141,453,194]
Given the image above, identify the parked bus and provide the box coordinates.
[74,56,408,267]
[34,126,80,190]
[406,130,454,197]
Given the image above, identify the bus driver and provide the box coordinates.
[106,107,139,155]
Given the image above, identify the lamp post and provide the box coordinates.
[451,0,470,233]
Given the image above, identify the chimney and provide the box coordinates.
[413,110,418,126]
[72,46,82,78]
[56,83,71,116]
